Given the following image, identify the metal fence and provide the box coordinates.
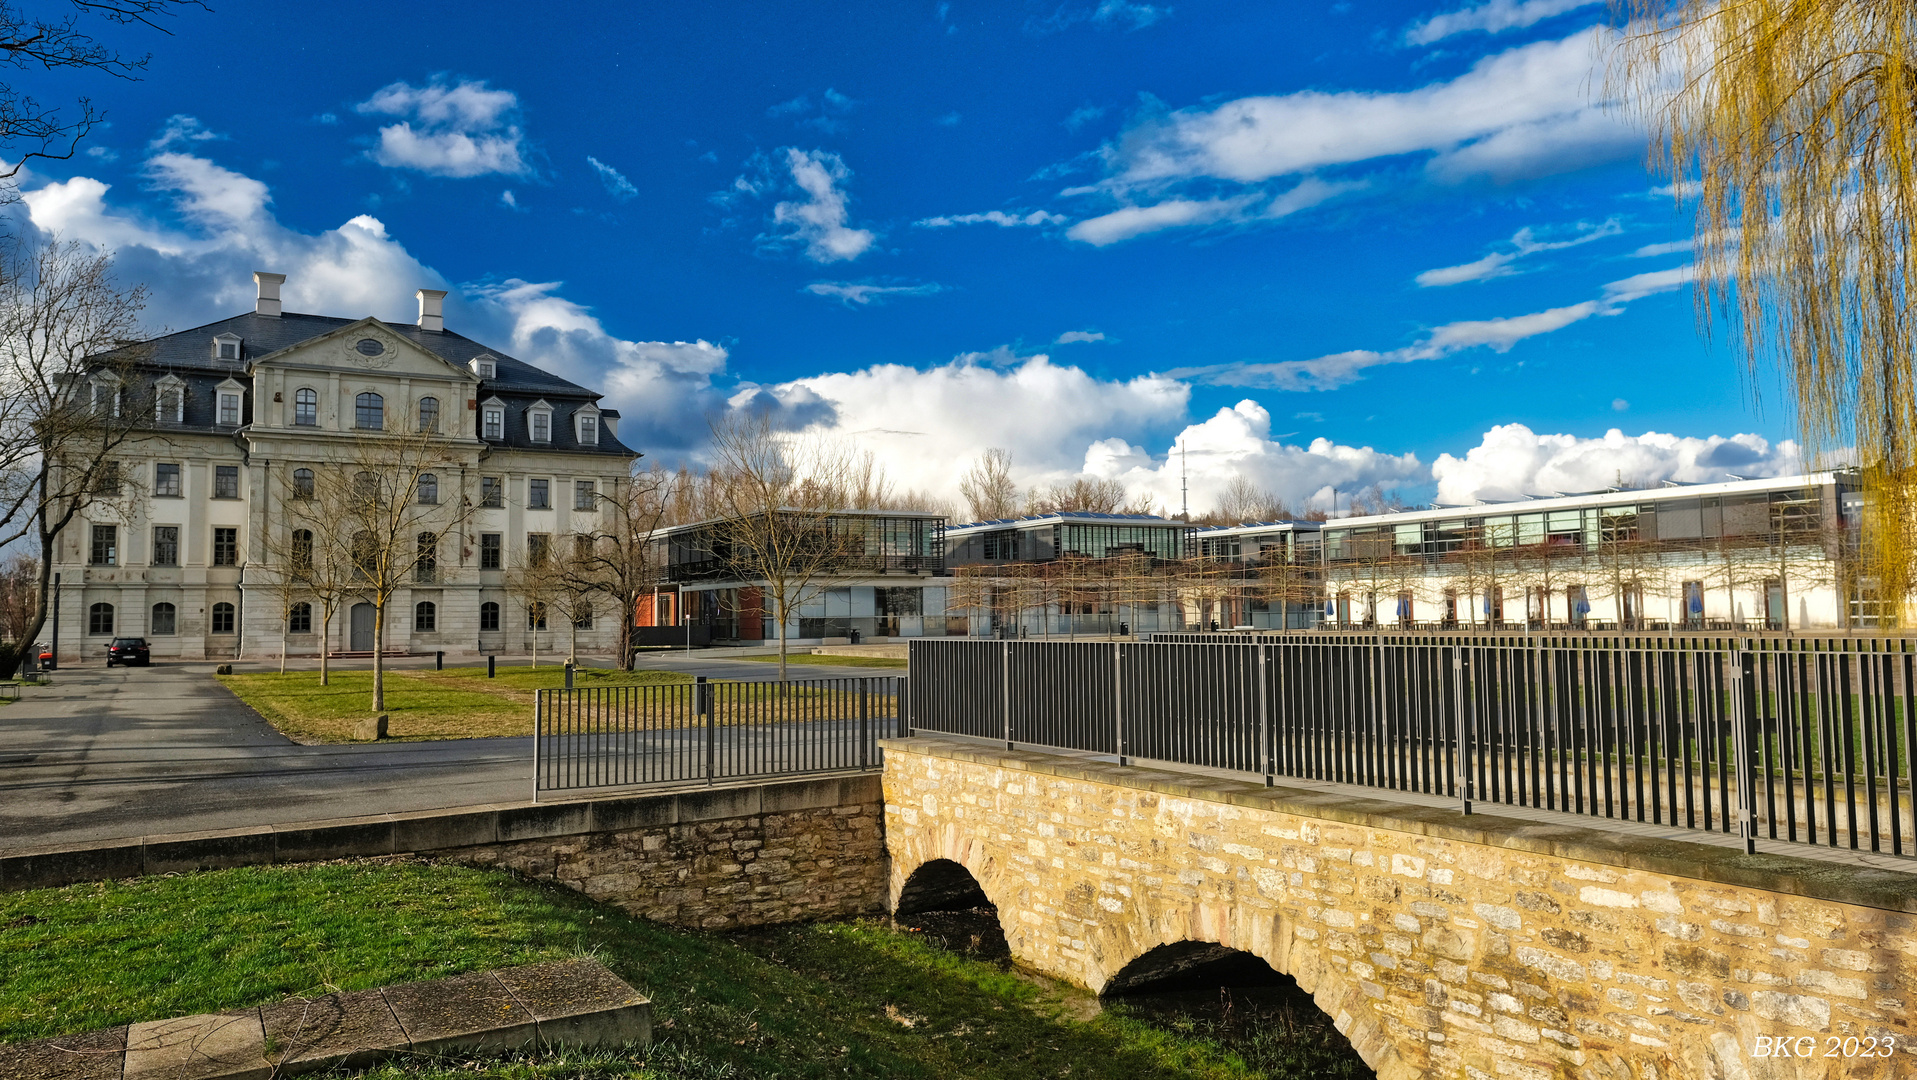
[534,675,904,797]
[908,637,1917,856]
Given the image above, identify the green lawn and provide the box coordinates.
[0,861,1367,1080]
[737,653,909,669]
[217,665,692,741]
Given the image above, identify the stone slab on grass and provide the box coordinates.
[380,969,541,1057]
[259,988,407,1075]
[0,1025,127,1080]
[124,1011,268,1080]
[492,959,652,1047]
[0,959,650,1079]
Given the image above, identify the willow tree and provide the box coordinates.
[1621,0,1917,624]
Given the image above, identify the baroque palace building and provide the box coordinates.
[50,272,641,662]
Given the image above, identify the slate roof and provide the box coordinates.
[91,311,638,458]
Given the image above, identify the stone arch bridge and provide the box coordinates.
[882,736,1917,1080]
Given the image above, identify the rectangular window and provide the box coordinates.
[214,465,240,499]
[578,414,598,445]
[480,602,500,632]
[152,526,179,567]
[574,480,595,510]
[89,524,117,566]
[218,392,241,426]
[529,478,550,509]
[483,407,503,440]
[92,461,122,495]
[155,463,181,497]
[530,411,550,442]
[573,605,593,630]
[481,476,503,507]
[213,527,238,566]
[574,534,594,561]
[528,533,550,566]
[480,532,503,570]
[289,604,312,634]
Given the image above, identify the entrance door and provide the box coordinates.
[1766,579,1786,628]
[350,603,375,651]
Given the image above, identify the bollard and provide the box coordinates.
[435,650,444,671]
[564,663,574,689]
[488,655,496,678]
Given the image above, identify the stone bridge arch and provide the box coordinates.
[883,739,1917,1080]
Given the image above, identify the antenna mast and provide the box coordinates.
[1179,439,1188,521]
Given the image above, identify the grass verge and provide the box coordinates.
[0,860,1369,1079]
[216,665,691,741]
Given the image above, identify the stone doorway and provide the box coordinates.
[350,603,375,651]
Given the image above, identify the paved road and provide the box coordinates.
[0,656,902,852]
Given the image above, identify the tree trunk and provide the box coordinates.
[777,597,789,683]
[320,609,332,686]
[372,602,386,711]
[567,615,578,668]
[14,530,55,677]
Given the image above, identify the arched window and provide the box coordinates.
[414,601,437,631]
[211,602,235,634]
[88,602,114,635]
[350,530,376,579]
[290,528,314,573]
[572,603,593,630]
[289,602,312,634]
[292,467,315,499]
[150,602,176,635]
[418,473,438,505]
[294,388,318,426]
[415,532,437,583]
[417,396,440,433]
[353,471,380,503]
[480,601,500,632]
[527,601,548,631]
[355,392,384,430]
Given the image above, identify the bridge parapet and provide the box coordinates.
[881,737,1917,1080]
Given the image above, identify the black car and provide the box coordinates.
[106,637,151,667]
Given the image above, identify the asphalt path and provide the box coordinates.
[0,654,902,852]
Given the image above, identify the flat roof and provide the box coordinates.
[946,511,1190,536]
[1322,472,1845,532]
[1189,520,1323,538]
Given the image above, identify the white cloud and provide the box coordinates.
[802,280,945,306]
[1601,264,1692,302]
[1432,424,1800,504]
[149,114,224,152]
[1104,32,1627,187]
[1612,398,1629,411]
[1030,1,1172,34]
[915,209,1065,228]
[751,148,875,263]
[500,189,524,212]
[1631,238,1692,257]
[766,89,857,134]
[1415,218,1621,287]
[356,78,529,178]
[1067,177,1359,245]
[1055,330,1105,344]
[1405,0,1600,46]
[587,156,638,200]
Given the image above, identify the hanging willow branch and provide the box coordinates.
[1618,0,1917,624]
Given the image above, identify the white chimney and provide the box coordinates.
[416,288,447,333]
[253,271,286,317]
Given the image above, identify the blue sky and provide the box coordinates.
[8,0,1803,515]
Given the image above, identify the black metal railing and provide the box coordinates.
[534,675,904,796]
[908,637,1917,856]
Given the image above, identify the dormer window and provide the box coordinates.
[215,378,246,427]
[154,375,185,424]
[470,354,497,380]
[481,397,504,440]
[89,372,121,418]
[212,333,242,363]
[528,400,553,443]
[575,405,600,446]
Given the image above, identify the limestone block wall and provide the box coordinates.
[882,737,1917,1080]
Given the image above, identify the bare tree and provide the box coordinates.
[259,469,355,685]
[1205,475,1294,526]
[0,552,34,639]
[1026,476,1127,515]
[0,0,209,177]
[706,413,861,681]
[281,433,481,711]
[0,238,149,672]
[959,447,1019,521]
[575,465,670,669]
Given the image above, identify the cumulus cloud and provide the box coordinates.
[356,78,529,178]
[1405,0,1600,46]
[1432,424,1801,504]
[914,209,1065,228]
[802,280,946,306]
[735,148,876,263]
[1415,218,1621,287]
[587,156,638,200]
